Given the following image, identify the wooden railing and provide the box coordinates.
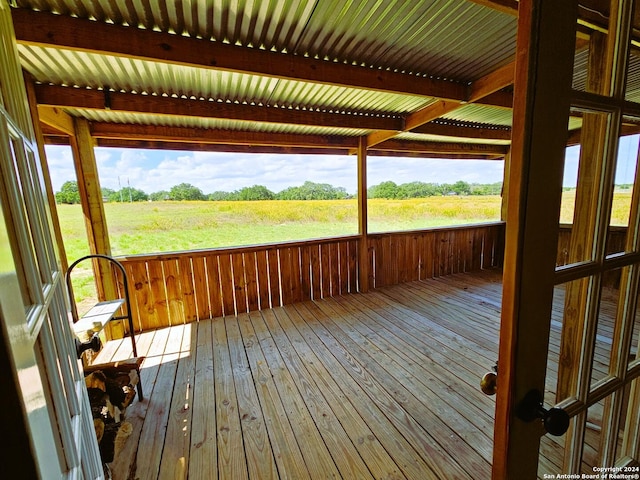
[557,224,629,287]
[114,222,506,332]
[368,223,505,288]
[556,224,628,266]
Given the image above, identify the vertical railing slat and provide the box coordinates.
[148,260,169,328]
[231,252,247,314]
[255,250,270,310]
[267,248,281,308]
[245,252,259,312]
[192,256,210,320]
[206,254,224,318]
[163,258,185,325]
[218,254,235,316]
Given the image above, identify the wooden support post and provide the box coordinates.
[70,118,121,339]
[23,74,69,274]
[357,137,369,293]
[501,148,511,222]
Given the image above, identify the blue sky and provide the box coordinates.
[44,135,639,195]
[44,145,506,195]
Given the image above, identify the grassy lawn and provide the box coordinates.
[58,192,633,309]
[57,196,504,260]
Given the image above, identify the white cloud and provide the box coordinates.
[45,145,506,195]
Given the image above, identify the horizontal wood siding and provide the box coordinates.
[368,223,506,288]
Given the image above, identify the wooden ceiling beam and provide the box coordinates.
[12,7,468,102]
[411,121,512,140]
[34,84,403,131]
[364,61,515,150]
[45,120,509,158]
[44,134,506,159]
[37,105,75,136]
[465,0,518,16]
[373,138,509,156]
[89,123,359,149]
[93,139,352,155]
[467,62,515,103]
[368,150,504,160]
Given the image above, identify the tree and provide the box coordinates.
[208,191,234,201]
[277,181,348,200]
[451,180,471,196]
[55,180,81,204]
[149,190,169,201]
[398,181,438,198]
[236,185,275,200]
[368,181,400,199]
[108,187,148,202]
[168,183,205,201]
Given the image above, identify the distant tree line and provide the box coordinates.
[54,179,504,204]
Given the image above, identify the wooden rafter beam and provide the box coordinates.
[44,134,505,159]
[468,62,515,103]
[364,61,515,150]
[465,0,518,16]
[368,150,504,159]
[411,121,512,140]
[12,7,468,102]
[34,84,403,131]
[37,105,75,136]
[372,138,509,156]
[89,123,359,149]
[64,121,510,157]
[94,139,353,155]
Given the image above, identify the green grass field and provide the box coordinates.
[57,196,505,260]
[58,192,633,309]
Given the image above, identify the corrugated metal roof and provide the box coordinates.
[18,45,434,114]
[11,0,531,155]
[66,108,370,137]
[15,0,516,82]
[442,104,513,126]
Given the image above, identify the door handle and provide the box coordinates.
[516,389,570,436]
[480,362,498,395]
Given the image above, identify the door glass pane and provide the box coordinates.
[551,276,595,404]
[629,285,640,365]
[538,435,565,478]
[558,110,612,268]
[591,268,622,388]
[571,37,589,93]
[625,22,640,103]
[606,132,639,257]
[583,399,605,474]
[615,378,636,463]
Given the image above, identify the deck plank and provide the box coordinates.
[158,324,196,479]
[247,310,376,480]
[226,315,279,480]
[263,308,405,479]
[321,295,494,462]
[134,325,184,480]
[212,317,249,480]
[284,302,453,479]
[100,268,632,479]
[188,320,217,479]
[238,312,335,480]
[295,301,476,480]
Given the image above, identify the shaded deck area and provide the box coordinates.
[94,269,634,479]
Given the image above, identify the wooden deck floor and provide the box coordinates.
[93,269,635,479]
